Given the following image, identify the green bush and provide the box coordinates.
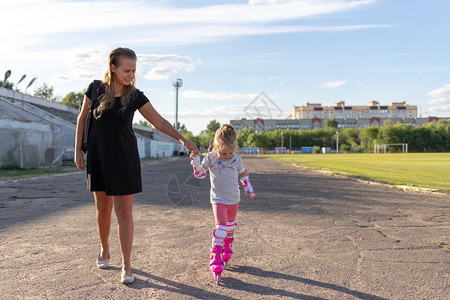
[340,144,351,153]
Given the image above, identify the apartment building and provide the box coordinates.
[230,101,448,133]
[287,101,417,120]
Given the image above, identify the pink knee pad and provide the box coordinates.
[226,221,237,238]
[212,225,227,245]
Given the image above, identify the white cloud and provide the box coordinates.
[427,83,450,98]
[428,104,450,114]
[182,90,258,101]
[249,0,287,4]
[320,80,348,88]
[50,49,194,82]
[0,0,381,50]
[427,97,448,104]
[138,55,195,81]
[426,83,450,116]
[159,104,250,121]
[49,45,109,82]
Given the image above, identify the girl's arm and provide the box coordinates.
[139,102,199,155]
[74,95,91,170]
[239,169,255,200]
[190,153,208,179]
[238,169,249,179]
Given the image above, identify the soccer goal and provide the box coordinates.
[374,143,408,153]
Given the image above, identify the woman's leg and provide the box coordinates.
[114,194,134,276]
[93,191,114,260]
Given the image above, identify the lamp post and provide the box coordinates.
[336,130,339,153]
[172,78,183,131]
[281,129,284,148]
[25,77,37,93]
[17,74,26,87]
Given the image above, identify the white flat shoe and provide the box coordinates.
[96,254,110,269]
[120,273,135,284]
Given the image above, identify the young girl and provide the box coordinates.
[190,124,255,284]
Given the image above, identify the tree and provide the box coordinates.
[184,132,201,149]
[61,91,84,108]
[360,126,379,151]
[0,70,13,89]
[325,118,338,129]
[0,80,13,89]
[198,130,215,148]
[173,122,191,135]
[237,128,253,148]
[34,83,59,102]
[138,120,153,128]
[341,128,360,146]
[206,119,221,133]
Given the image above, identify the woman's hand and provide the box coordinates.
[182,139,199,156]
[74,151,85,171]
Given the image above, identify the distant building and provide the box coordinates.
[286,101,417,120]
[231,101,448,133]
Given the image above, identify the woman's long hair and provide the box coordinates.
[213,124,238,152]
[95,47,137,118]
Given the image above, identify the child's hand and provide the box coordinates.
[190,155,206,179]
[246,190,255,201]
[240,176,255,200]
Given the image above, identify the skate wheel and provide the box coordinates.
[215,274,221,285]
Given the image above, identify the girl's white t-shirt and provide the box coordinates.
[202,151,245,205]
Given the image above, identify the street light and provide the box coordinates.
[172,78,183,131]
[17,74,26,86]
[336,130,339,153]
[281,129,284,148]
[25,77,37,93]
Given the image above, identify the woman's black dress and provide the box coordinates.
[85,81,149,195]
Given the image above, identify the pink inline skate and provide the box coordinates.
[209,245,224,285]
[222,237,234,268]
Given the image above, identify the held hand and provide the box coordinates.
[182,139,199,155]
[74,151,85,171]
[190,154,207,179]
[246,190,255,201]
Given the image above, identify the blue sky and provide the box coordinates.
[1,0,449,134]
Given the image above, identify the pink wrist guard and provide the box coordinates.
[190,156,206,179]
[240,176,255,197]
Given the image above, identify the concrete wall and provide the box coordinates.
[150,140,176,158]
[0,119,62,168]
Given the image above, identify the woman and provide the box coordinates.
[74,47,198,284]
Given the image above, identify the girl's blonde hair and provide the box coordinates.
[213,124,238,152]
[95,47,137,118]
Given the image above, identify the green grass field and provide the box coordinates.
[261,153,450,192]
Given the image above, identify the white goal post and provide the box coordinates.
[374,143,408,153]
